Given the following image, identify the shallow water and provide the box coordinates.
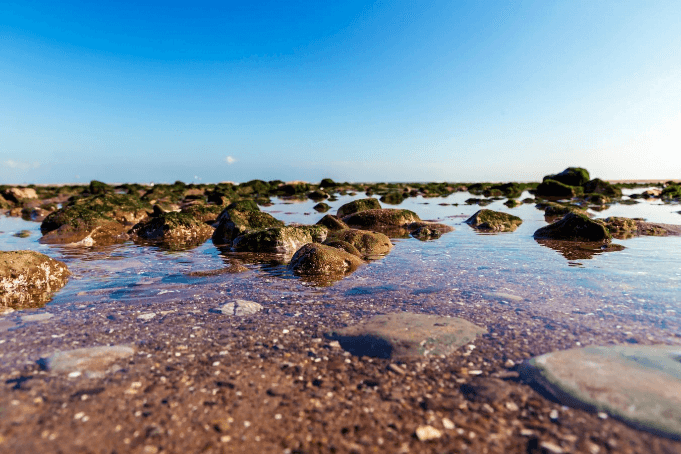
[2,191,680,330]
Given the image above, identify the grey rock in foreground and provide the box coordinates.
[216,299,263,316]
[326,312,486,359]
[44,345,135,378]
[521,345,681,439]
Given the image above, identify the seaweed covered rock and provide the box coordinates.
[484,182,524,199]
[130,212,213,250]
[603,217,681,239]
[232,225,328,255]
[342,208,421,230]
[313,202,330,213]
[1,251,70,308]
[536,201,586,218]
[543,167,590,187]
[88,180,112,195]
[316,215,348,231]
[336,198,381,218]
[40,194,152,245]
[212,202,283,245]
[406,221,454,238]
[325,229,392,258]
[380,192,406,205]
[583,178,622,198]
[322,240,362,257]
[661,183,681,201]
[535,179,576,199]
[534,212,611,242]
[288,243,363,277]
[319,178,337,189]
[307,190,328,201]
[465,209,523,232]
[180,204,224,224]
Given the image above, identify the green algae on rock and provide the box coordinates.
[342,208,421,229]
[336,197,382,218]
[465,209,523,232]
[316,214,348,231]
[534,212,611,242]
[325,228,392,258]
[603,217,681,239]
[288,243,364,277]
[212,204,284,245]
[313,202,330,213]
[583,178,622,198]
[543,167,590,187]
[232,225,328,255]
[379,192,406,205]
[1,251,70,309]
[326,312,486,359]
[535,179,577,199]
[130,211,214,250]
[521,345,681,440]
[180,203,224,224]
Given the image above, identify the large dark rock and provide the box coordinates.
[324,229,392,258]
[583,178,622,198]
[336,198,381,218]
[212,203,283,245]
[1,251,70,309]
[288,243,363,276]
[543,167,590,187]
[130,212,214,250]
[535,179,576,199]
[380,192,406,205]
[534,212,611,242]
[232,225,328,255]
[465,209,522,232]
[40,194,151,245]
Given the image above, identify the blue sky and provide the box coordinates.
[2,0,680,184]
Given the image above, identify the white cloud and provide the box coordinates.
[3,160,40,170]
[225,156,236,164]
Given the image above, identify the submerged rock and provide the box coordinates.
[534,212,611,242]
[1,251,70,308]
[325,228,392,258]
[326,312,486,359]
[215,300,263,316]
[336,197,381,218]
[521,345,681,439]
[232,225,328,255]
[130,212,214,250]
[43,345,135,378]
[288,243,363,276]
[465,209,523,232]
[40,194,151,245]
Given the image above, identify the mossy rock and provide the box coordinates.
[465,198,493,206]
[583,179,622,198]
[319,178,337,188]
[288,243,363,277]
[0,194,11,209]
[180,204,224,223]
[380,192,405,205]
[661,184,681,200]
[535,179,576,199]
[212,208,284,245]
[325,229,392,258]
[316,215,348,231]
[307,190,328,201]
[141,184,186,204]
[543,167,590,187]
[585,193,611,205]
[534,212,611,242]
[536,201,586,218]
[225,199,260,213]
[336,198,381,218]
[232,225,328,255]
[406,221,454,238]
[1,250,70,309]
[13,230,31,238]
[313,202,330,213]
[603,217,681,239]
[504,199,522,208]
[277,182,310,196]
[465,209,523,232]
[485,182,524,199]
[323,240,362,257]
[342,208,421,229]
[238,180,270,196]
[88,180,111,195]
[131,212,213,250]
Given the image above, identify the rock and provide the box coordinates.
[316,214,348,231]
[460,378,514,403]
[342,209,421,233]
[504,199,522,208]
[603,217,681,239]
[583,178,622,197]
[43,345,135,377]
[0,251,70,308]
[326,312,486,359]
[485,182,524,199]
[483,292,523,302]
[212,203,283,245]
[415,425,442,441]
[521,345,681,439]
[232,225,328,255]
[336,198,381,218]
[410,226,442,240]
[13,230,31,238]
[21,312,54,323]
[534,212,611,242]
[319,178,337,188]
[662,184,681,200]
[324,229,392,258]
[536,201,586,218]
[180,204,224,223]
[3,187,38,203]
[307,190,328,201]
[216,300,263,316]
[379,192,405,205]
[322,240,362,257]
[535,180,576,199]
[313,202,330,213]
[543,167,590,187]
[406,221,454,238]
[465,197,493,206]
[40,194,151,245]
[88,180,111,195]
[288,243,364,276]
[131,212,213,250]
[465,209,523,232]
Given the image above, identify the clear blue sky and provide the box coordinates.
[2,0,680,184]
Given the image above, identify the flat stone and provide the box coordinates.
[137,313,156,321]
[44,345,135,377]
[326,312,486,359]
[217,299,263,316]
[482,292,523,302]
[21,312,54,323]
[521,345,681,439]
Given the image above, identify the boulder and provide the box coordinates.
[535,201,586,219]
[130,212,213,250]
[313,202,330,213]
[212,203,283,245]
[336,197,381,218]
[232,225,328,255]
[3,187,38,203]
[406,221,454,239]
[1,251,70,308]
[583,178,622,197]
[316,214,348,231]
[465,209,523,232]
[322,240,362,257]
[535,179,576,199]
[288,243,363,276]
[180,204,224,223]
[324,228,392,258]
[40,194,151,245]
[342,208,421,230]
[307,190,328,201]
[543,167,590,187]
[326,312,486,359]
[534,212,611,242]
[380,192,406,205]
[604,217,681,239]
[521,345,681,439]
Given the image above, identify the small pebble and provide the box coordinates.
[415,425,442,441]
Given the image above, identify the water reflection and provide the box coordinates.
[536,239,626,261]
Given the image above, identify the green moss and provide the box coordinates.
[535,179,576,199]
[543,167,590,186]
[465,209,523,232]
[661,184,681,200]
[336,198,381,218]
[583,178,622,197]
[342,208,420,228]
[316,215,348,231]
[225,199,260,212]
[325,228,392,257]
[314,202,330,213]
[380,192,405,205]
[319,178,337,188]
[89,180,111,195]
